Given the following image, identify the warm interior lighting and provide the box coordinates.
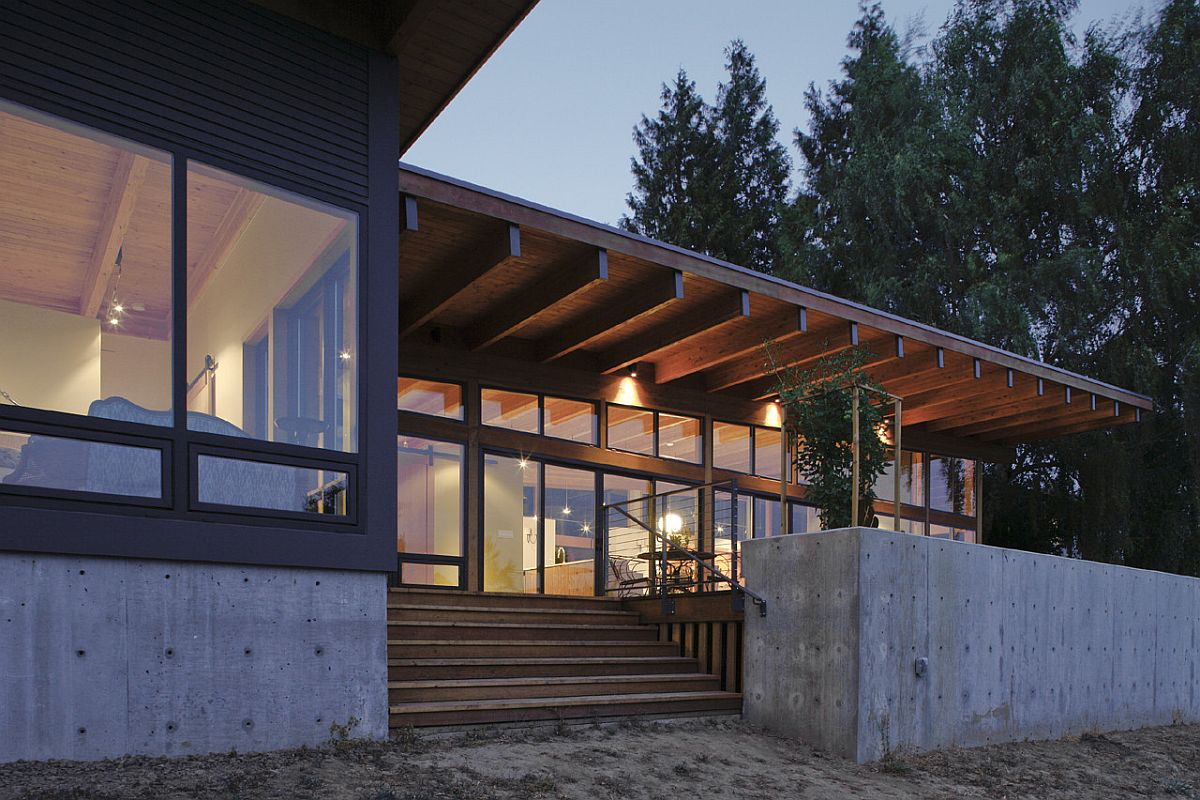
[764,402,782,428]
[339,350,352,361]
[517,457,529,471]
[562,506,572,516]
[628,363,638,378]
[657,512,683,535]
[613,377,642,407]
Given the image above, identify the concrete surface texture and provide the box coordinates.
[742,528,1200,762]
[0,553,387,763]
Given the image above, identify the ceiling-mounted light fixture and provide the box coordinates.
[628,363,638,378]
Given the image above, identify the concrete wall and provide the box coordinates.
[0,552,387,763]
[742,528,1200,762]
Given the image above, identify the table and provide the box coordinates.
[636,549,717,591]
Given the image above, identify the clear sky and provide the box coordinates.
[406,0,1152,227]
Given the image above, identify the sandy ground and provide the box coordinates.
[2,718,1199,800]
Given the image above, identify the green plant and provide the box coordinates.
[765,342,890,529]
[328,716,361,752]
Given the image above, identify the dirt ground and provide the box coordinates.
[2,718,1199,800]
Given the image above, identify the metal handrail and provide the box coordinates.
[603,481,767,617]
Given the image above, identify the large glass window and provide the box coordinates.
[543,396,597,444]
[789,501,818,534]
[754,427,783,480]
[0,429,161,499]
[0,101,172,423]
[713,422,752,473]
[481,388,539,433]
[607,405,654,456]
[483,453,540,593]
[186,162,358,453]
[544,464,596,596]
[930,455,976,516]
[397,437,464,584]
[398,377,462,420]
[752,496,782,538]
[196,455,347,516]
[875,450,925,506]
[658,413,702,464]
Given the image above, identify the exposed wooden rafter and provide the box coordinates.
[536,269,684,362]
[652,305,806,385]
[187,188,267,301]
[400,222,521,336]
[599,290,751,375]
[467,248,609,350]
[80,152,149,318]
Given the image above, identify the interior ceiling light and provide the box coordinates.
[628,363,638,378]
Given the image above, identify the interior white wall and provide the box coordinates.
[186,196,343,434]
[100,332,170,412]
[0,297,99,416]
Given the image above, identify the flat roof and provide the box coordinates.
[397,162,1151,447]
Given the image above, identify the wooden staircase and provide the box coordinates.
[388,588,743,728]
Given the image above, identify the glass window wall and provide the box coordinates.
[607,405,654,456]
[658,413,702,464]
[397,378,462,419]
[930,455,976,516]
[187,162,358,452]
[544,464,596,596]
[754,427,783,480]
[543,396,597,444]
[481,388,539,433]
[396,436,464,569]
[713,422,751,473]
[0,100,172,423]
[483,453,540,593]
[196,454,347,515]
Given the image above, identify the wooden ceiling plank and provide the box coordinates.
[536,269,683,362]
[740,336,901,401]
[467,248,608,350]
[653,305,806,384]
[400,222,520,336]
[186,188,267,302]
[80,152,149,318]
[599,289,751,375]
[981,405,1136,443]
[708,325,890,393]
[931,395,1091,439]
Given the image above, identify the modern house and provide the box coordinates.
[0,0,1152,761]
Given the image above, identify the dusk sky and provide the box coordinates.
[406,0,1152,226]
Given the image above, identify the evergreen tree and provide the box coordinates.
[623,42,791,274]
[621,69,712,249]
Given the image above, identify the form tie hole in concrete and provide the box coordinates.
[166,722,176,733]
[76,649,85,657]
[78,570,85,575]
[165,648,175,658]
[77,727,86,735]
[314,646,324,656]
[244,647,252,656]
[164,574,170,580]
[243,719,254,730]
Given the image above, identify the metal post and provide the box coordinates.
[779,404,789,535]
[894,398,902,529]
[851,385,860,527]
[730,480,739,585]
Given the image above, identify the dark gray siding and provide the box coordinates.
[0,0,369,206]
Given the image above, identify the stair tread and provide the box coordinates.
[388,656,695,666]
[388,604,637,617]
[389,673,714,689]
[390,690,742,714]
[388,621,649,630]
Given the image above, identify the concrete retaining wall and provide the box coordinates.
[0,552,387,763]
[742,528,1200,762]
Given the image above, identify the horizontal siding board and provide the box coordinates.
[155,0,369,76]
[0,54,368,204]
[0,25,367,175]
[6,7,368,140]
[1,0,369,205]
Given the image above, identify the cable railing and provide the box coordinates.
[602,480,767,616]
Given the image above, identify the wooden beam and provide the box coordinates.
[400,222,521,336]
[652,305,805,384]
[981,404,1137,443]
[80,152,149,317]
[536,269,683,362]
[903,382,1030,428]
[700,319,854,393]
[599,290,751,375]
[187,188,267,302]
[931,393,1084,439]
[735,331,898,400]
[467,248,608,350]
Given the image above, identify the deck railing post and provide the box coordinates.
[851,385,860,526]
[894,398,902,527]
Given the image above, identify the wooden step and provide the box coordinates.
[387,620,658,642]
[387,603,640,626]
[387,656,700,680]
[387,640,679,659]
[388,587,620,611]
[389,673,719,703]
[389,691,743,727]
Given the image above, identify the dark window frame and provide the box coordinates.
[0,50,398,572]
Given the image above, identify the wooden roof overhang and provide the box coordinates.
[397,164,1153,456]
[249,0,538,151]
